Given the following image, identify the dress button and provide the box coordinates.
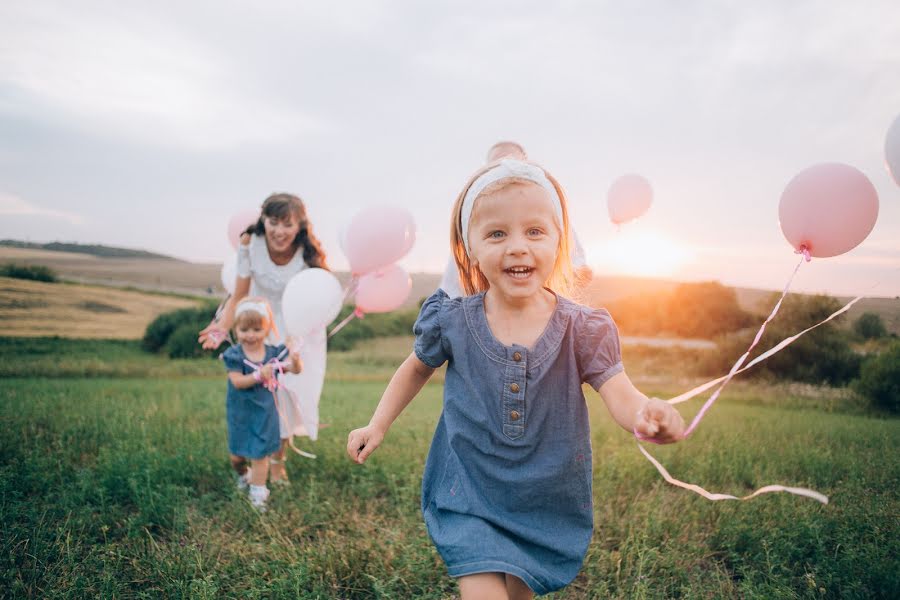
[510,410,520,421]
[510,383,520,393]
[513,352,522,361]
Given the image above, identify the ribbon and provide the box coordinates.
[328,307,364,338]
[633,254,866,504]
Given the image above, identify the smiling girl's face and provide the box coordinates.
[263,213,300,256]
[466,181,561,301]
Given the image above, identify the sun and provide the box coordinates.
[584,228,692,278]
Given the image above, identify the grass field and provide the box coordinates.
[2,335,897,598]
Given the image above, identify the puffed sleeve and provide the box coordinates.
[222,345,245,373]
[413,289,450,368]
[236,238,252,278]
[577,308,624,390]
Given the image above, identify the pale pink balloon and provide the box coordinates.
[886,113,900,187]
[779,163,879,258]
[227,208,261,249]
[356,264,412,314]
[607,174,653,225]
[343,205,416,274]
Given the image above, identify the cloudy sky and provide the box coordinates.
[1,1,898,296]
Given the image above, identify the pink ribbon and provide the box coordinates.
[243,348,290,393]
[633,256,858,504]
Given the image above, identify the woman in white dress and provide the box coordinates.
[200,193,329,483]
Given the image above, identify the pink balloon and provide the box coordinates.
[356,264,412,314]
[779,163,879,258]
[608,174,653,225]
[343,205,416,274]
[227,208,260,249]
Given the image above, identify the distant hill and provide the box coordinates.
[1,242,896,334]
[0,240,178,260]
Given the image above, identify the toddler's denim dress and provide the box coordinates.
[223,344,285,460]
[415,289,623,594]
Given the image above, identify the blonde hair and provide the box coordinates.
[450,162,575,297]
[486,140,527,163]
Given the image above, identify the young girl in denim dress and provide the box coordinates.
[347,159,686,598]
[224,297,302,511]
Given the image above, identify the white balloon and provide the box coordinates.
[282,268,343,337]
[220,253,237,294]
[886,113,900,187]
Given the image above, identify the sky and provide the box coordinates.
[1,0,898,297]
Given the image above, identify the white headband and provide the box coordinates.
[460,159,563,255]
[235,301,270,319]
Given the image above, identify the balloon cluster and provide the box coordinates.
[218,204,415,340]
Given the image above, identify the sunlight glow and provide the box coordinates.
[585,228,692,277]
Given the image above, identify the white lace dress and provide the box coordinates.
[237,234,326,441]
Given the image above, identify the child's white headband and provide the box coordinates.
[460,159,563,255]
[235,301,270,319]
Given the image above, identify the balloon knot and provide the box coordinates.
[353,307,365,319]
[795,245,811,262]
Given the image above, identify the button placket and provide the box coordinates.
[502,349,527,439]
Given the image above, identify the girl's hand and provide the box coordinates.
[259,364,275,381]
[635,398,685,444]
[198,323,226,350]
[346,425,385,464]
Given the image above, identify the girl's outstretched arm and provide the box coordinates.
[347,352,436,464]
[599,371,685,444]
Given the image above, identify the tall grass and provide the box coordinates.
[1,337,898,598]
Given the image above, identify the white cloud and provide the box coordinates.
[0,2,330,150]
[0,192,86,224]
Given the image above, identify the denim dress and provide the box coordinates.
[223,344,286,460]
[415,289,624,594]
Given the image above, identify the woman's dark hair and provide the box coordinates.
[243,193,329,269]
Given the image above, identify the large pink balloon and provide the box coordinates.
[356,264,412,314]
[227,209,260,249]
[886,113,900,187]
[343,205,416,274]
[608,174,653,225]
[779,163,879,258]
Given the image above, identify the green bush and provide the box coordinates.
[854,342,900,413]
[0,263,57,282]
[327,305,419,352]
[853,312,887,340]
[143,304,218,355]
[701,293,861,385]
[165,323,214,359]
[608,281,753,339]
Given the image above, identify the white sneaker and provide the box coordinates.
[249,485,269,512]
[235,469,252,491]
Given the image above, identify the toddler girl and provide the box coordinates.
[224,297,302,511]
[347,159,685,598]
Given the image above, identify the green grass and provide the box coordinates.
[1,338,898,598]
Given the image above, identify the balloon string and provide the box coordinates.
[342,275,360,302]
[636,443,828,503]
[328,308,363,338]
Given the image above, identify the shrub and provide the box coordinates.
[607,281,753,339]
[854,342,900,413]
[165,323,212,359]
[700,293,861,385]
[327,305,419,352]
[143,304,218,354]
[0,263,57,282]
[853,312,887,340]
